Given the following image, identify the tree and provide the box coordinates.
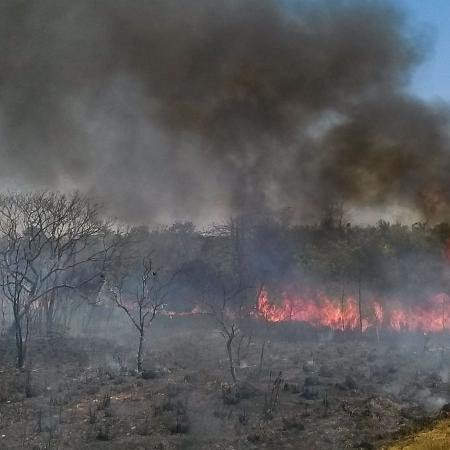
[187,219,257,383]
[0,192,114,368]
[112,255,177,372]
[198,269,250,383]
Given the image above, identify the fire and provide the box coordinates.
[162,305,206,318]
[257,289,450,333]
[374,302,383,323]
[388,293,450,332]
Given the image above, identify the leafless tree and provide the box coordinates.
[201,281,250,383]
[0,192,115,368]
[112,255,177,372]
[196,220,257,383]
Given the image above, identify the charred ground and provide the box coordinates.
[2,321,450,449]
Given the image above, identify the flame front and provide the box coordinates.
[257,289,450,333]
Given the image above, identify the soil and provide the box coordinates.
[1,318,450,449]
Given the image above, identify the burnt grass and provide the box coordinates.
[1,318,450,449]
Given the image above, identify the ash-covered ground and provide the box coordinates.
[2,317,450,450]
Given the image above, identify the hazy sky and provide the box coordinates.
[1,0,450,226]
[402,0,450,101]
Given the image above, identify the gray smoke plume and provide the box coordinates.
[0,0,448,224]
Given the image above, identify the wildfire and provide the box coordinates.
[162,305,206,318]
[257,289,450,333]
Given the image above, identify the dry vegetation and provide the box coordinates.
[2,317,450,449]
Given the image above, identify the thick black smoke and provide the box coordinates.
[0,0,448,223]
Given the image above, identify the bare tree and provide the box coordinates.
[112,255,177,373]
[194,220,256,383]
[202,281,250,383]
[0,192,114,368]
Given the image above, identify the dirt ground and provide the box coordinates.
[1,318,450,450]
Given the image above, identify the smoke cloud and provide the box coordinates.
[0,0,448,224]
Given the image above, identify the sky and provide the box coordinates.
[402,0,450,102]
[1,0,450,226]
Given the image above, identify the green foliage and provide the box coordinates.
[293,221,447,301]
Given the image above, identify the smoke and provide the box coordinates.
[0,0,448,224]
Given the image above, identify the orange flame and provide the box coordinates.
[257,289,450,333]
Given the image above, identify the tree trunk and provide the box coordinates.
[137,330,145,373]
[1,296,6,335]
[358,274,363,334]
[442,296,446,331]
[13,303,25,368]
[46,295,56,336]
[245,335,252,354]
[340,280,345,331]
[226,334,236,383]
[8,305,29,335]
[259,323,270,374]
[236,334,245,367]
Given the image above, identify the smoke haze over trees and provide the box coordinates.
[0,0,449,224]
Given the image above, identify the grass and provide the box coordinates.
[387,419,450,450]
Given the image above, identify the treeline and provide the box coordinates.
[121,216,450,306]
[1,191,450,370]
